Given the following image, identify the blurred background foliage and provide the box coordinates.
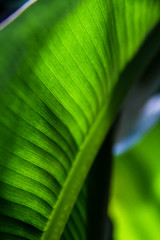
[108,49,160,240]
[109,121,160,240]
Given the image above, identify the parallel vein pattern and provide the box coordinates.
[0,0,159,239]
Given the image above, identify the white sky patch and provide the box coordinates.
[0,0,37,31]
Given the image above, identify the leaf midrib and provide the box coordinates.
[41,91,113,240]
[41,21,160,240]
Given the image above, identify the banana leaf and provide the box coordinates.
[0,0,160,239]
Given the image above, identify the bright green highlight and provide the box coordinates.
[0,0,160,239]
[109,123,160,240]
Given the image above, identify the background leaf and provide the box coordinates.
[109,122,160,240]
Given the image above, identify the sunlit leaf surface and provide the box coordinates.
[0,0,160,239]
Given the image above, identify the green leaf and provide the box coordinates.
[0,0,160,240]
[109,122,160,240]
[60,27,160,240]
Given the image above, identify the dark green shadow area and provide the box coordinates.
[108,22,160,118]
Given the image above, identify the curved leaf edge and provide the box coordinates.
[41,22,160,240]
